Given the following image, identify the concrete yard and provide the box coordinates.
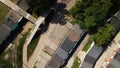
[28,0,75,67]
[29,23,72,68]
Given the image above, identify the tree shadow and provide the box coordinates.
[51,2,68,25]
[33,2,68,38]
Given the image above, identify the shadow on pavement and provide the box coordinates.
[33,2,68,38]
[51,3,68,25]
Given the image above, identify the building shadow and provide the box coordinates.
[0,18,28,54]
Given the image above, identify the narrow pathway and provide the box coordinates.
[0,0,37,23]
[28,24,55,68]
[22,17,45,68]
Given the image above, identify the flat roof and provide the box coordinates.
[81,45,103,68]
[0,24,11,44]
[48,54,63,68]
[68,24,84,42]
[46,24,85,68]
[81,61,93,68]
[57,48,68,59]
[84,55,96,64]
[110,16,120,32]
[61,38,75,52]
[108,59,120,68]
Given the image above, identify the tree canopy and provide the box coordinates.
[69,0,112,32]
[93,24,114,46]
[69,0,120,46]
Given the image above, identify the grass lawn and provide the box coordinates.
[72,57,81,68]
[27,36,40,60]
[0,2,10,26]
[83,42,91,52]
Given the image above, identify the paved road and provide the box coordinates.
[0,0,37,23]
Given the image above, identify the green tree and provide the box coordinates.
[72,19,86,29]
[84,16,96,31]
[69,0,112,33]
[69,0,90,20]
[83,1,111,31]
[93,24,113,46]
[26,0,54,16]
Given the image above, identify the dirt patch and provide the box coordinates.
[21,22,34,35]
